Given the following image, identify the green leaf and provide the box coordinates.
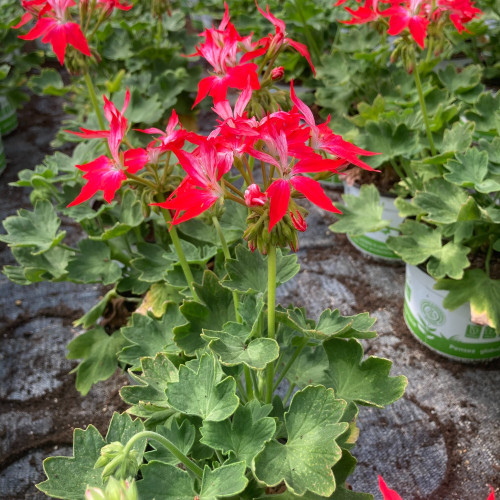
[444,148,500,193]
[329,185,390,236]
[74,288,117,329]
[426,121,475,164]
[131,243,176,282]
[37,414,144,499]
[29,68,69,96]
[201,400,276,467]
[438,64,482,94]
[93,190,145,240]
[465,91,500,133]
[166,353,239,421]
[254,386,348,497]
[120,353,179,408]
[413,178,469,224]
[145,417,195,464]
[435,269,500,332]
[174,271,236,355]
[0,200,66,254]
[67,328,126,396]
[37,425,106,499]
[137,462,195,499]
[203,322,279,369]
[135,282,184,317]
[222,245,300,294]
[118,307,184,369]
[386,220,470,279]
[283,345,329,388]
[67,240,122,285]
[127,88,164,124]
[10,245,71,281]
[358,121,422,168]
[277,307,377,341]
[322,338,407,408]
[199,462,248,499]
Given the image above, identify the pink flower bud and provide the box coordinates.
[290,210,307,232]
[271,66,285,81]
[245,184,267,207]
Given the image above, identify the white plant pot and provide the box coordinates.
[0,97,17,136]
[344,183,403,261]
[0,134,5,177]
[404,264,500,362]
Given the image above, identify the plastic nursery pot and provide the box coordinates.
[344,183,403,261]
[0,96,18,136]
[404,264,500,362]
[0,134,5,177]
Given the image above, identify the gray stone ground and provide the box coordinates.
[0,96,499,499]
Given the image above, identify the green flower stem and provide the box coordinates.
[159,206,200,302]
[57,242,79,253]
[411,49,437,157]
[235,376,249,404]
[250,369,261,400]
[122,431,203,479]
[485,236,494,277]
[272,338,307,392]
[125,172,158,191]
[265,245,277,404]
[83,71,106,131]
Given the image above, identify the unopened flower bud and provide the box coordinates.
[86,478,138,500]
[95,442,139,480]
[271,66,284,81]
[290,210,307,232]
[245,184,267,207]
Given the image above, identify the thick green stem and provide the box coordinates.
[122,431,203,478]
[265,246,277,404]
[411,49,437,157]
[485,236,494,277]
[159,206,200,301]
[272,339,307,392]
[283,382,296,405]
[83,72,105,130]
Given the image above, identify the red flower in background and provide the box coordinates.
[243,2,316,75]
[17,0,91,65]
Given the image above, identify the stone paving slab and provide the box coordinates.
[0,95,498,500]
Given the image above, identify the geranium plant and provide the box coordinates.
[1,2,409,498]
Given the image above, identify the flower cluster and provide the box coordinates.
[13,0,131,65]
[338,0,482,48]
[67,3,378,252]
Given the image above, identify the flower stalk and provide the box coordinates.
[265,245,277,403]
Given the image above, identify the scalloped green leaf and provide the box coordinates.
[137,461,195,499]
[166,353,239,421]
[203,321,279,369]
[276,307,377,341]
[131,243,176,283]
[0,200,66,254]
[9,245,71,282]
[37,414,145,499]
[222,245,300,294]
[329,185,390,236]
[444,148,500,193]
[120,353,179,408]
[413,178,469,224]
[37,425,106,499]
[66,240,122,285]
[254,386,348,497]
[435,269,500,333]
[29,68,69,96]
[201,400,276,468]
[67,327,126,396]
[174,270,235,355]
[118,306,184,369]
[322,338,407,408]
[386,220,470,279]
[438,64,482,94]
[199,462,248,499]
[465,91,500,133]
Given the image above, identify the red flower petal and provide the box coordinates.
[266,178,290,231]
[378,476,403,500]
[290,175,341,213]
